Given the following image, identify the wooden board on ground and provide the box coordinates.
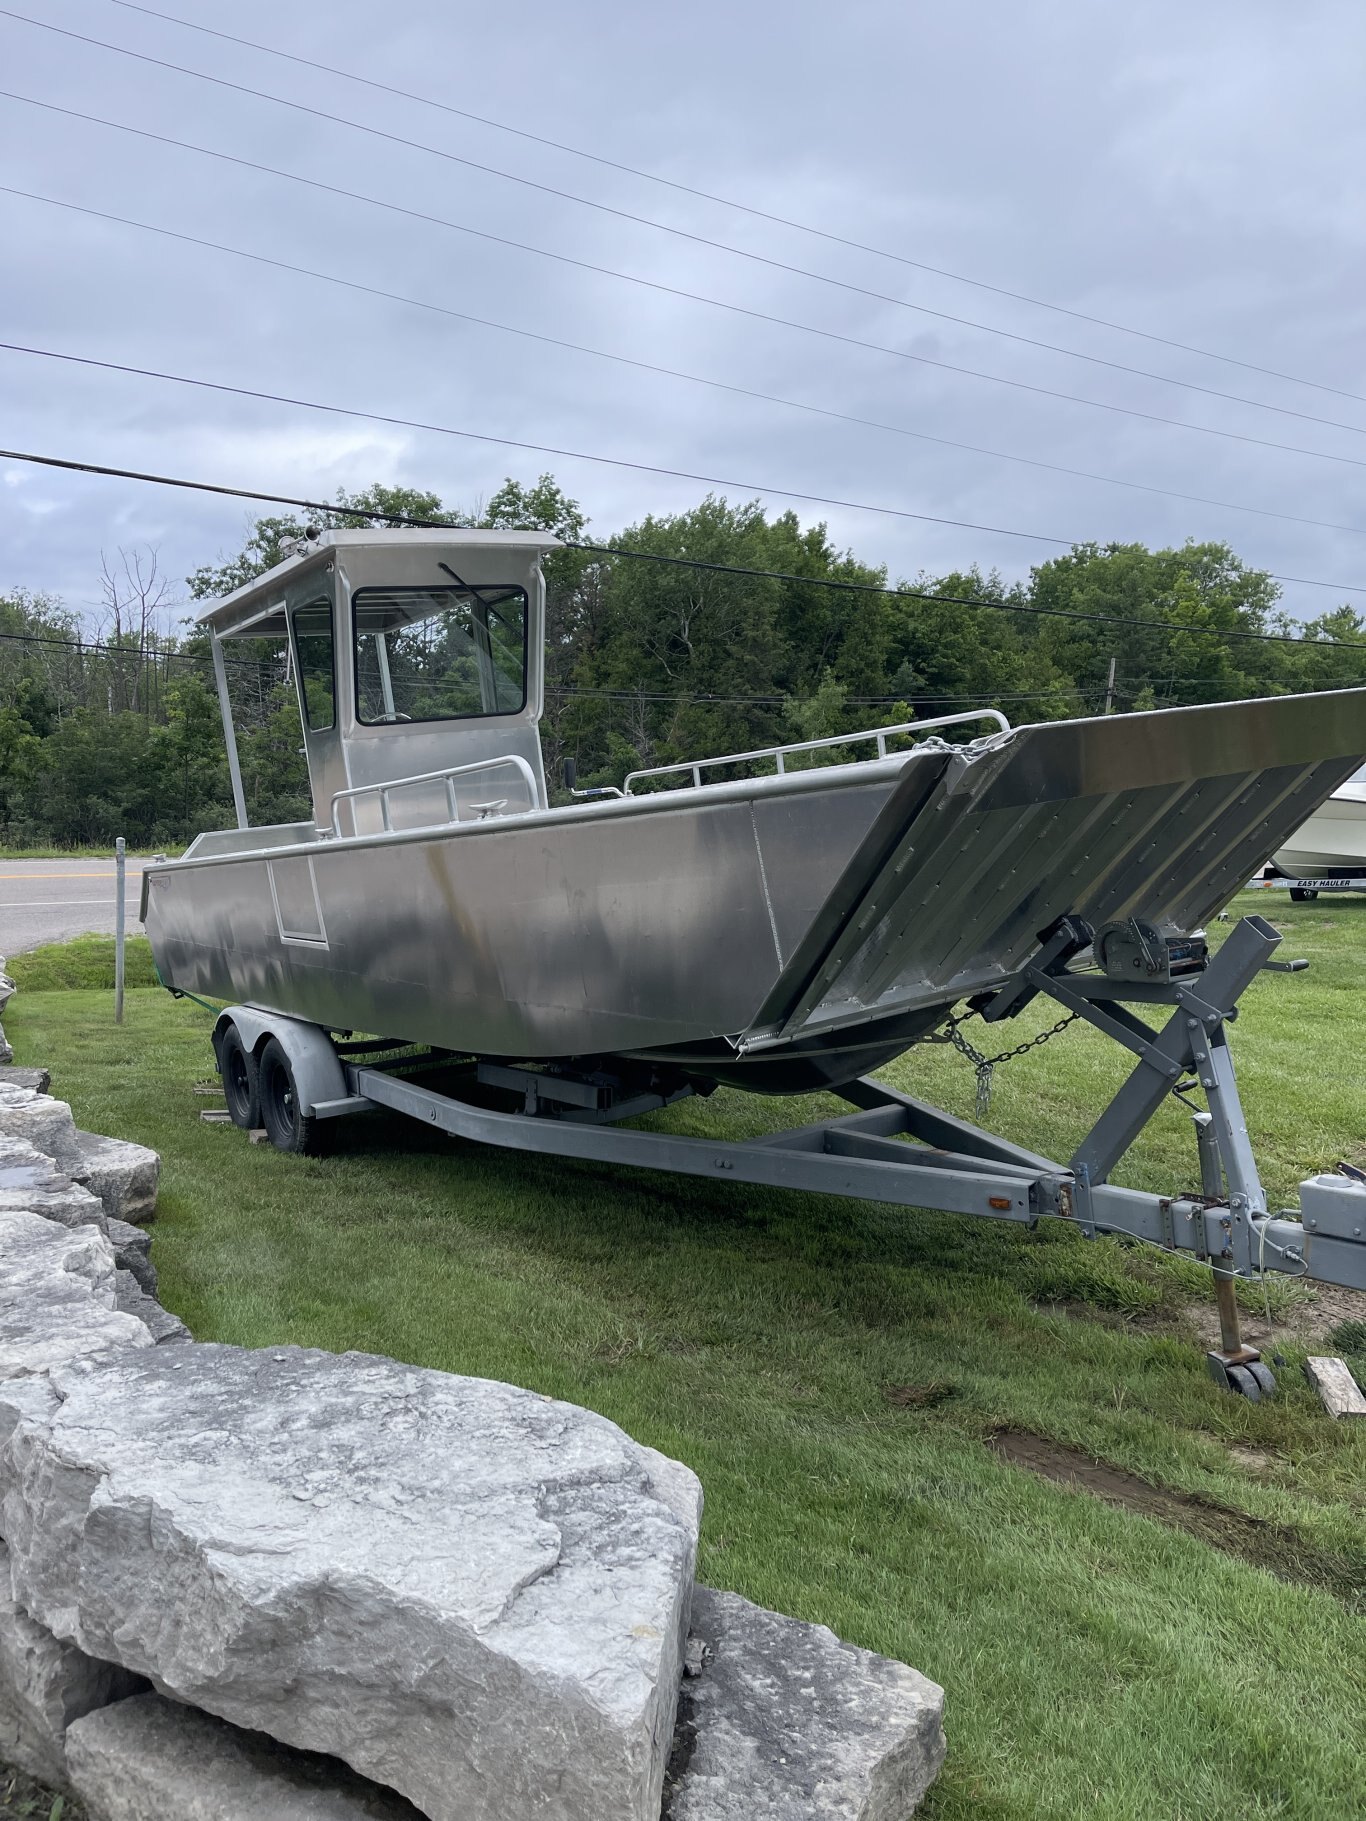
[1303,1356,1366,1419]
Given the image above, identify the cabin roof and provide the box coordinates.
[198,528,563,640]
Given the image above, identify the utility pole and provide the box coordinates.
[114,837,126,1026]
[1103,656,1117,715]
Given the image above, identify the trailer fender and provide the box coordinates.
[213,1007,350,1118]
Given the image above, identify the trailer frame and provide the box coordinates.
[204,913,1366,1402]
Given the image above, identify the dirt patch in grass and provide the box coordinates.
[1036,1280,1366,1352]
[989,1428,1366,1610]
[1226,1443,1277,1473]
[884,1380,957,1408]
[1032,1297,1177,1336]
[1185,1279,1366,1352]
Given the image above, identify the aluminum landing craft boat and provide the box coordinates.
[144,530,1366,1091]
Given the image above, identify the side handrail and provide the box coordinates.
[622,710,1011,796]
[327,754,540,837]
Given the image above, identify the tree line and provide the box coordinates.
[2,476,1363,848]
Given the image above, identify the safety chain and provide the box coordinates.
[923,1008,1080,1120]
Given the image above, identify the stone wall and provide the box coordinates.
[0,1064,945,1820]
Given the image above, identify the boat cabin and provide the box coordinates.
[198,529,561,842]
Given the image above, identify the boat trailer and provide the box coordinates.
[206,910,1366,1403]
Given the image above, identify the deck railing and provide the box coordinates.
[622,710,1011,796]
[328,755,540,837]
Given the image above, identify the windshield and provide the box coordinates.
[352,584,527,724]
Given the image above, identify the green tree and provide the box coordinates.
[1025,541,1286,711]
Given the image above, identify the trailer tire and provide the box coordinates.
[258,1037,321,1155]
[217,1024,260,1130]
[1289,886,1317,902]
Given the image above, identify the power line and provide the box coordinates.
[3,630,1358,701]
[8,10,1365,444]
[4,443,1366,638]
[565,536,1366,616]
[0,628,1111,703]
[8,338,1366,599]
[98,0,1366,412]
[8,183,1365,545]
[0,338,1075,548]
[7,87,1366,476]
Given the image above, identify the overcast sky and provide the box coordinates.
[3,0,1364,629]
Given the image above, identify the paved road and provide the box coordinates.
[0,859,150,955]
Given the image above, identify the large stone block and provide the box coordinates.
[0,1065,50,1095]
[113,1272,190,1347]
[0,1212,151,1384]
[72,1131,161,1226]
[105,1219,155,1295]
[67,1694,424,1820]
[0,1086,84,1178]
[0,1093,160,1224]
[4,1345,701,1821]
[662,1588,946,1820]
[0,1136,107,1232]
[0,1540,144,1789]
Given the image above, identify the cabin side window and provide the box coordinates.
[352,585,528,725]
[292,599,336,732]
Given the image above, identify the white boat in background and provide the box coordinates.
[1272,765,1366,897]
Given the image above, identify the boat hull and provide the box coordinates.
[144,761,911,1076]
[1273,782,1366,878]
[145,689,1366,1091]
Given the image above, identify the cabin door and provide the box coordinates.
[286,575,349,832]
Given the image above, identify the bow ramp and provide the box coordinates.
[742,687,1366,1054]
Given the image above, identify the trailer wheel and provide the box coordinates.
[217,1024,259,1130]
[1289,886,1317,901]
[258,1037,321,1155]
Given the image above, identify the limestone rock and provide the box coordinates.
[0,1540,144,1789]
[0,1377,59,1455]
[68,1694,424,1820]
[113,1272,189,1346]
[4,1344,701,1821]
[0,964,13,1015]
[0,1136,107,1233]
[71,1130,161,1225]
[106,1218,155,1295]
[0,1092,160,1223]
[0,1086,84,1178]
[0,1067,53,1096]
[662,1588,946,1820]
[0,1024,11,1068]
[0,1211,151,1384]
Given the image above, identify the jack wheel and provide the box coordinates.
[1245,1360,1276,1398]
[257,1038,321,1156]
[216,1024,259,1130]
[1225,1361,1276,1401]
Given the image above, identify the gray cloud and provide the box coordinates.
[2,0,1364,622]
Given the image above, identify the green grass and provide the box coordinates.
[6,935,160,993]
[0,845,183,860]
[0,1765,80,1820]
[7,893,1366,1819]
